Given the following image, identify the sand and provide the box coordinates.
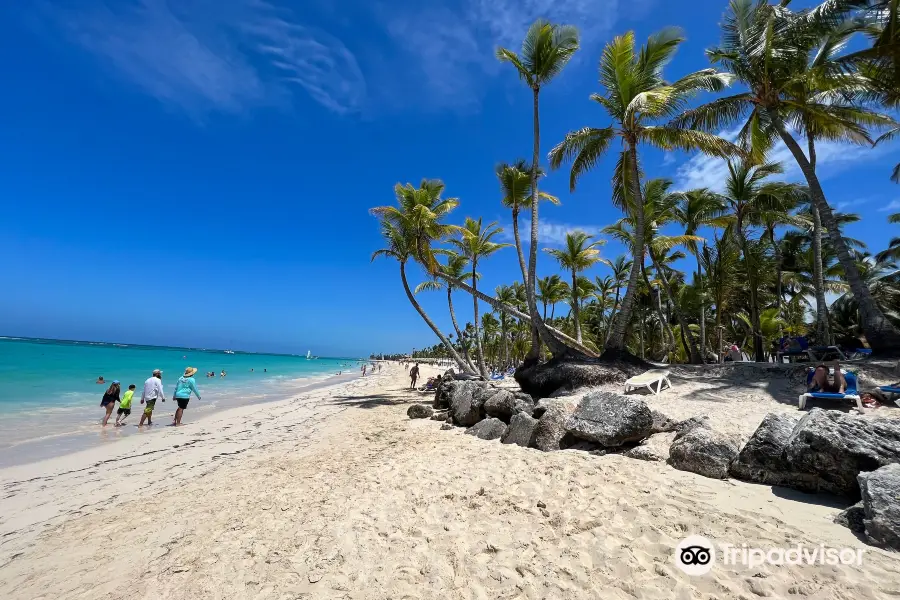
[2,363,899,599]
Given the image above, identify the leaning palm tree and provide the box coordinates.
[372,221,474,374]
[548,27,737,358]
[450,217,512,378]
[678,0,900,353]
[497,20,580,360]
[675,188,728,362]
[544,232,604,344]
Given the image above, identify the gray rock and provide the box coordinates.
[531,399,578,452]
[565,391,653,447]
[859,464,900,549]
[430,410,449,421]
[447,381,488,426]
[834,502,866,534]
[440,423,455,431]
[501,412,538,447]
[729,413,803,485]
[650,410,677,434]
[784,409,900,496]
[465,417,507,441]
[531,400,550,419]
[484,390,535,422]
[623,432,676,462]
[674,415,711,435]
[433,379,456,409]
[407,404,434,419]
[668,427,741,479]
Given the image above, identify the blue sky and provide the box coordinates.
[0,0,897,357]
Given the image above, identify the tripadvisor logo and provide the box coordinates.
[674,536,865,576]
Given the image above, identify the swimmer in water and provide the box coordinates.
[96,376,105,384]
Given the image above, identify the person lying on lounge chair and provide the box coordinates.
[808,361,846,394]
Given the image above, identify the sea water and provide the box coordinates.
[0,337,364,467]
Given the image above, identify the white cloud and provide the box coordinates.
[879,199,900,212]
[500,219,607,246]
[49,0,365,116]
[674,126,895,191]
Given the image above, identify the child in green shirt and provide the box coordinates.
[116,384,136,426]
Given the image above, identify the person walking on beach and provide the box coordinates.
[100,381,120,426]
[139,369,165,426]
[409,363,420,390]
[172,367,201,426]
[115,384,136,426]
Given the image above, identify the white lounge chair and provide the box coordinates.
[624,369,672,395]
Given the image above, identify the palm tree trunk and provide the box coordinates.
[471,266,488,379]
[716,309,723,364]
[572,270,583,344]
[605,287,622,346]
[639,304,645,359]
[770,112,900,354]
[642,262,670,360]
[435,273,598,358]
[650,251,701,364]
[605,144,645,354]
[512,205,541,355]
[735,217,765,362]
[697,256,707,363]
[447,288,476,371]
[806,132,831,345]
[400,261,474,374]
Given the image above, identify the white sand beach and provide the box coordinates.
[2,363,900,599]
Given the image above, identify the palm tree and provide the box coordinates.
[599,255,633,346]
[543,232,604,343]
[593,275,616,340]
[680,0,900,354]
[675,188,728,362]
[876,212,900,262]
[450,217,512,378]
[536,274,570,321]
[701,231,741,363]
[371,221,474,374]
[548,28,737,357]
[497,20,580,360]
[495,284,518,367]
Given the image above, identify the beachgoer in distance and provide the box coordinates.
[100,381,120,426]
[808,361,846,394]
[116,384,136,426]
[409,363,420,390]
[96,376,105,384]
[139,369,165,426]
[172,367,201,426]
[221,370,226,378]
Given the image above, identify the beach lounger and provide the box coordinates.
[878,386,900,407]
[624,369,671,395]
[799,370,862,410]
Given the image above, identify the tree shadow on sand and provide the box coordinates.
[323,392,428,410]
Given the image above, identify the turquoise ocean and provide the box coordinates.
[0,337,364,467]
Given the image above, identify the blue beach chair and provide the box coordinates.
[878,385,900,406]
[799,369,862,410]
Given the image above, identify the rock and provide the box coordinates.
[430,410,449,421]
[465,417,507,441]
[729,413,803,485]
[531,399,578,452]
[446,381,488,426]
[674,415,711,435]
[407,404,434,419]
[440,423,455,431]
[859,464,900,549]
[668,427,740,479]
[565,391,653,447]
[834,502,866,534]
[433,379,455,409]
[784,409,900,496]
[532,400,550,419]
[514,356,637,399]
[650,410,677,433]
[501,413,538,447]
[536,501,546,508]
[623,432,676,462]
[484,390,535,422]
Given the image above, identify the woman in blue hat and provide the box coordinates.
[100,380,121,426]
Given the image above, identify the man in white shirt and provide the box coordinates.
[138,369,166,426]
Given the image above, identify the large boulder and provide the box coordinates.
[433,379,456,409]
[465,417,507,441]
[407,404,434,419]
[668,427,741,479]
[514,356,639,399]
[623,432,676,462]
[834,502,866,534]
[501,413,538,447]
[858,464,900,550]
[484,390,535,422]
[729,413,804,486]
[784,409,900,496]
[531,399,578,452]
[565,391,653,447]
[674,415,711,435]
[446,381,491,427]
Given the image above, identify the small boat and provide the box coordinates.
[224,350,235,355]
[306,350,312,360]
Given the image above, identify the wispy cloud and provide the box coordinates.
[879,199,900,212]
[674,127,895,191]
[381,0,622,111]
[500,219,607,246]
[48,0,365,116]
